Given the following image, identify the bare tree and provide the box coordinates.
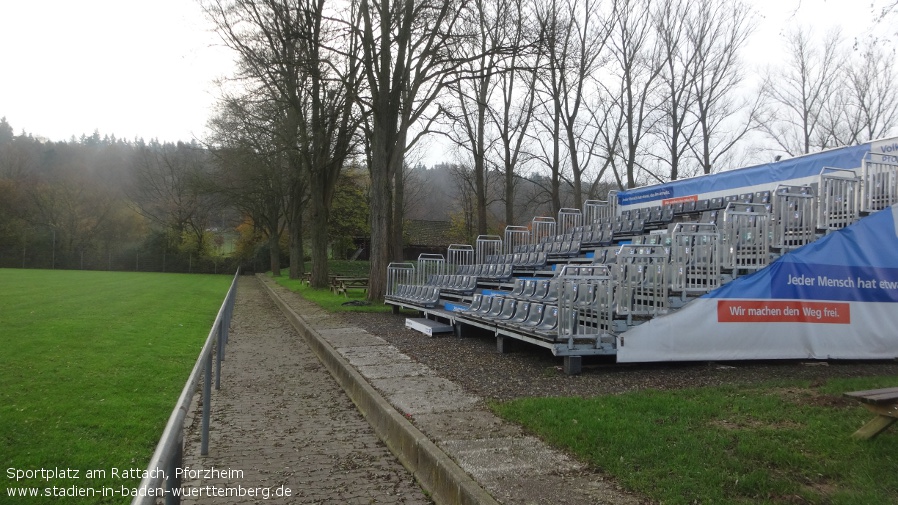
[206,94,292,276]
[686,0,757,174]
[444,0,507,235]
[489,0,538,227]
[605,0,664,188]
[559,0,612,209]
[130,142,218,258]
[203,0,361,286]
[759,26,845,156]
[835,43,898,144]
[652,0,695,181]
[530,0,571,213]
[354,0,469,300]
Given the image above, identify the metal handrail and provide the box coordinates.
[131,269,239,505]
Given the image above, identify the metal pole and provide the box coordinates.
[221,289,233,360]
[164,433,183,505]
[215,325,222,391]
[201,348,213,456]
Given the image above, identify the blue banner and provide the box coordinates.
[617,142,871,206]
[769,262,898,302]
[708,206,898,303]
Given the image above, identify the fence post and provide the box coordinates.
[164,433,183,505]
[215,322,223,391]
[201,345,213,456]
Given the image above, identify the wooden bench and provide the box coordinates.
[843,387,898,439]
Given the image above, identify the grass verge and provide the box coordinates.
[271,261,395,313]
[0,269,232,504]
[492,377,898,504]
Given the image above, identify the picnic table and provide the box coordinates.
[330,276,369,297]
[843,387,898,439]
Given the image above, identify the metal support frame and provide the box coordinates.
[531,217,556,245]
[504,226,531,254]
[614,245,669,322]
[475,235,503,264]
[721,203,770,273]
[669,223,721,296]
[557,208,583,236]
[861,151,898,213]
[773,184,817,251]
[818,167,861,231]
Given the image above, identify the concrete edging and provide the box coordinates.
[259,276,499,505]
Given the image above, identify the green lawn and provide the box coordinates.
[493,377,898,505]
[0,269,232,504]
[272,261,394,313]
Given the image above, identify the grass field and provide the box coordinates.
[0,269,232,504]
[493,377,898,505]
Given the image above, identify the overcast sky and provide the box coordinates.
[0,0,890,146]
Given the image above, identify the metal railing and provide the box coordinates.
[132,270,239,505]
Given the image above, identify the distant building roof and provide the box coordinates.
[404,219,453,247]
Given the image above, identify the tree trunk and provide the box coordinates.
[288,197,304,279]
[268,231,281,276]
[392,166,405,261]
[474,154,488,236]
[309,181,330,288]
[504,160,515,226]
[367,128,394,301]
[567,127,583,210]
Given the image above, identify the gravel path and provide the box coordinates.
[179,277,430,504]
[340,311,898,402]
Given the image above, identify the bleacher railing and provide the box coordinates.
[721,203,770,274]
[584,199,613,224]
[773,185,817,251]
[861,151,898,213]
[416,254,445,285]
[132,269,239,505]
[447,244,474,275]
[475,235,503,264]
[670,223,721,296]
[531,217,556,245]
[557,208,583,236]
[614,245,669,323]
[819,167,861,231]
[387,262,416,296]
[504,226,530,255]
[557,265,614,349]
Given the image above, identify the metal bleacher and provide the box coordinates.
[384,150,898,370]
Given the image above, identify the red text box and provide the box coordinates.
[717,300,851,324]
[661,195,698,206]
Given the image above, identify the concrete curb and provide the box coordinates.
[259,277,500,505]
